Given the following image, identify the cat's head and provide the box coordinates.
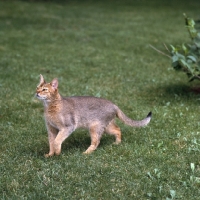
[36,74,59,101]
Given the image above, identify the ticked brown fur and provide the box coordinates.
[36,75,152,157]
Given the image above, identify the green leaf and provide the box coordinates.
[170,45,178,53]
[195,177,200,183]
[179,59,194,74]
[187,55,197,62]
[176,53,185,60]
[187,18,195,27]
[182,44,188,54]
[172,55,178,62]
[170,190,176,199]
[179,59,187,67]
[194,41,200,48]
[191,163,195,173]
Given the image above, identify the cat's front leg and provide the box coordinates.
[45,123,58,157]
[54,127,74,155]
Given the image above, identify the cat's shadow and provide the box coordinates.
[62,131,115,152]
[30,130,115,157]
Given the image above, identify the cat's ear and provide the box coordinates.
[39,74,46,86]
[50,78,58,90]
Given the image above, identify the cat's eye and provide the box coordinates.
[42,88,48,91]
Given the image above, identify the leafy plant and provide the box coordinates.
[151,14,200,82]
[146,169,177,200]
[166,190,176,200]
[146,168,163,199]
[171,14,200,81]
[189,163,200,186]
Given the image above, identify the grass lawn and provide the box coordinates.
[1,0,200,199]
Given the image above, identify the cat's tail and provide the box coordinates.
[116,107,152,127]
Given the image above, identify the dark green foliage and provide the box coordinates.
[171,14,200,81]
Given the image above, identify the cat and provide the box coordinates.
[36,74,152,157]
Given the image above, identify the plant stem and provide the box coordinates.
[149,44,171,58]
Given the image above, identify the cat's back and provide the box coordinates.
[62,96,118,116]
[63,96,115,108]
[65,96,117,125]
[59,96,119,128]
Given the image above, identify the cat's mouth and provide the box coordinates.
[36,93,46,100]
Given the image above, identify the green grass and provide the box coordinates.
[1,0,200,199]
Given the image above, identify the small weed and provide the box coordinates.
[189,163,200,186]
[166,190,176,200]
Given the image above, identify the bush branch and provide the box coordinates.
[149,44,171,58]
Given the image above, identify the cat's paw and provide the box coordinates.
[83,149,93,154]
[45,153,54,158]
[113,140,121,145]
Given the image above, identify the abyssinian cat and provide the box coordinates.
[36,75,152,157]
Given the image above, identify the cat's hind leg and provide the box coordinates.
[83,122,103,154]
[105,120,121,145]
